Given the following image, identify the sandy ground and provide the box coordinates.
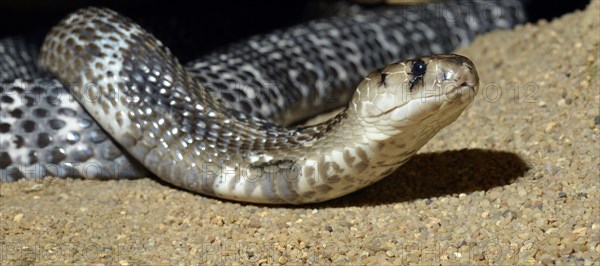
[1,1,599,265]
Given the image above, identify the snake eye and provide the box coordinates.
[412,59,427,77]
[409,59,427,91]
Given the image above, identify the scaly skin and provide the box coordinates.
[37,8,479,204]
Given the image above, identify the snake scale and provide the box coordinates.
[0,1,527,204]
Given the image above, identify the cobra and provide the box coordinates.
[0,2,526,204]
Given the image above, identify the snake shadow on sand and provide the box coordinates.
[318,148,530,208]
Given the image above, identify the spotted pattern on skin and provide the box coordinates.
[186,1,526,125]
[0,78,148,181]
[0,38,40,81]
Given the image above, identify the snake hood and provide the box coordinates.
[271,54,481,204]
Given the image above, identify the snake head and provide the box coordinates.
[352,54,479,136]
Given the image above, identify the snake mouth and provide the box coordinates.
[445,80,478,100]
[359,83,476,123]
[365,80,476,128]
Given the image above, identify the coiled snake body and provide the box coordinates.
[0,1,526,204]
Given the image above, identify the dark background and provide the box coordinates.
[0,0,592,63]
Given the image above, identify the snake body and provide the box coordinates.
[0,1,526,204]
